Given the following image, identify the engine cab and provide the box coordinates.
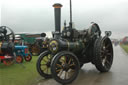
[61,22,101,43]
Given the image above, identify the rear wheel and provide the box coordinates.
[93,37,113,72]
[31,44,40,56]
[16,55,23,63]
[51,51,80,84]
[24,54,32,62]
[36,50,53,79]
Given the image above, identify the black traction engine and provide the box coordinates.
[36,0,113,84]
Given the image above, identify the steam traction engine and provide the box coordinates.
[0,26,23,65]
[36,1,113,84]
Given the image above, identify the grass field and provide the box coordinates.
[0,56,43,85]
[120,44,128,53]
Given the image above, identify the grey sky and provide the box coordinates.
[1,0,128,39]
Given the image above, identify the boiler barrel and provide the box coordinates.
[49,39,85,53]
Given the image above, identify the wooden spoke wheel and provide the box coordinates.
[31,45,40,56]
[36,50,53,78]
[93,37,113,72]
[24,54,32,62]
[51,51,80,84]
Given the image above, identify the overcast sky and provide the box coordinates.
[0,0,128,39]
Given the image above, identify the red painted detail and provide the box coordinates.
[0,55,12,59]
[25,48,28,54]
[0,56,5,59]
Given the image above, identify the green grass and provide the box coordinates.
[120,44,128,53]
[0,56,43,85]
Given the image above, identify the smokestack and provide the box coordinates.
[53,3,62,33]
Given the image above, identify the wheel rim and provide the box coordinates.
[16,56,22,63]
[100,38,113,69]
[40,54,52,75]
[26,55,31,61]
[55,55,78,80]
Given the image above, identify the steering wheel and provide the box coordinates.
[0,26,15,42]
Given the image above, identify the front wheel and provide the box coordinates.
[51,51,80,84]
[36,50,53,79]
[24,54,32,62]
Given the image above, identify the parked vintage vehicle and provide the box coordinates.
[36,0,113,84]
[15,45,32,62]
[15,33,47,56]
[0,26,23,65]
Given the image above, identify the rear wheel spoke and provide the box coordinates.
[42,67,48,72]
[106,53,112,56]
[105,44,110,49]
[105,60,111,66]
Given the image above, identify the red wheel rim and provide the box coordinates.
[16,56,22,63]
[26,55,31,61]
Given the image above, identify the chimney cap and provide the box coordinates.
[53,3,62,8]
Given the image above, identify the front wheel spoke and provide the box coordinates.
[69,63,75,67]
[48,54,52,59]
[43,58,48,63]
[64,71,67,79]
[60,58,66,64]
[64,56,67,64]
[56,68,62,73]
[69,63,76,69]
[46,67,48,74]
[68,58,72,64]
[42,67,48,72]
[56,64,63,68]
[58,69,63,78]
[40,64,47,66]
[47,55,49,60]
[48,68,51,74]
[68,69,75,78]
[70,69,75,73]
